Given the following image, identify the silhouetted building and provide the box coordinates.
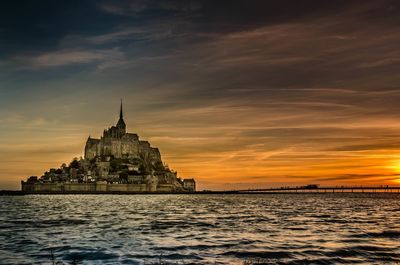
[84,101,161,162]
[183,179,196,192]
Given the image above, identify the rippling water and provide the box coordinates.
[1,194,400,264]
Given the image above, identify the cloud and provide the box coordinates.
[84,25,185,46]
[97,0,202,16]
[0,113,24,125]
[329,143,400,152]
[357,57,400,68]
[87,29,147,44]
[15,48,124,69]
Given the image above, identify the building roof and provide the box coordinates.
[183,178,196,183]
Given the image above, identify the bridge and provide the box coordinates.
[225,185,400,194]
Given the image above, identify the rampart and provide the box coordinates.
[21,181,177,194]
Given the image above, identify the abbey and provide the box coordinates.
[21,102,196,193]
[84,102,161,162]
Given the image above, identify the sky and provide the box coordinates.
[1,0,400,190]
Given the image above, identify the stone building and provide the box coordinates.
[84,102,161,162]
[183,179,196,192]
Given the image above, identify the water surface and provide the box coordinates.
[0,194,399,264]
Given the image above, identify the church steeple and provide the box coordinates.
[119,99,123,120]
[116,100,126,135]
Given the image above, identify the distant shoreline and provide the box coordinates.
[1,190,399,196]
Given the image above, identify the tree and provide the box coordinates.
[69,158,80,169]
[139,152,153,175]
[110,159,122,172]
[153,161,165,173]
[119,172,128,183]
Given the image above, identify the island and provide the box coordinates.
[21,102,196,194]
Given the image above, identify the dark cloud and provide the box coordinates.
[97,0,203,15]
[2,0,399,56]
[329,143,400,152]
[0,0,121,56]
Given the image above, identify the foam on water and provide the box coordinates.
[0,193,399,264]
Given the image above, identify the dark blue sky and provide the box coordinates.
[2,0,400,189]
[0,0,364,57]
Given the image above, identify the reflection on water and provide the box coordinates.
[0,194,399,264]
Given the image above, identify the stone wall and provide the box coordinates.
[121,138,139,158]
[21,181,177,193]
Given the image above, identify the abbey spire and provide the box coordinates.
[116,99,126,134]
[119,99,123,120]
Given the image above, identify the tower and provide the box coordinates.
[116,99,126,135]
[85,136,100,159]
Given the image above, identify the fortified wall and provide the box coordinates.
[21,182,177,193]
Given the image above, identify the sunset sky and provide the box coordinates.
[1,0,400,190]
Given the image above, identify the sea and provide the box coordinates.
[0,193,399,265]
